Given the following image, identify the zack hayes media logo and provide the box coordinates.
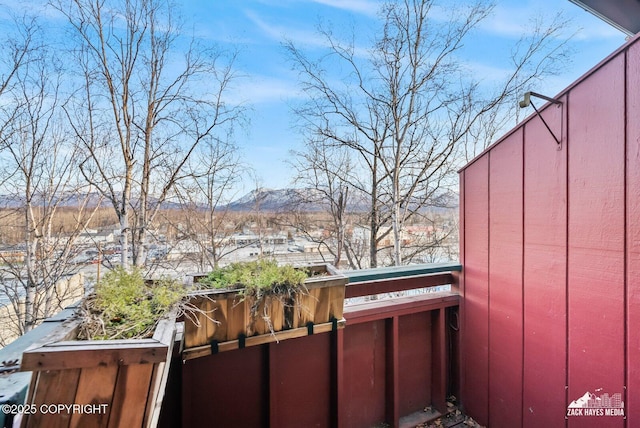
[566,390,625,418]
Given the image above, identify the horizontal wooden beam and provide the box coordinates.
[182,318,346,360]
[344,292,460,325]
[21,341,169,371]
[345,272,455,298]
[20,314,177,372]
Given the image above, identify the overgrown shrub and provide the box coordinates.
[78,267,186,340]
[201,259,308,294]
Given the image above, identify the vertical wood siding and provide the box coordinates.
[180,294,459,428]
[567,54,625,428]
[488,129,524,428]
[461,156,490,424]
[523,94,567,428]
[460,34,640,428]
[627,39,640,425]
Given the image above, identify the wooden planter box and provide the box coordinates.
[19,314,177,428]
[183,263,347,358]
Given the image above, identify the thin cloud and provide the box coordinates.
[243,8,371,57]
[0,1,66,22]
[571,21,624,41]
[244,9,327,47]
[479,3,624,41]
[226,74,303,105]
[461,60,514,84]
[308,0,380,17]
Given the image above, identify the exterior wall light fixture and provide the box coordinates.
[519,91,563,149]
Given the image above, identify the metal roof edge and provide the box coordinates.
[568,0,635,37]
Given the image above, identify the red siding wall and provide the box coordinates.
[460,35,640,428]
[627,40,640,425]
[567,54,625,428]
[488,129,523,428]
[461,156,489,424]
[523,93,567,428]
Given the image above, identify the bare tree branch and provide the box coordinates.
[287,0,572,267]
[53,0,246,267]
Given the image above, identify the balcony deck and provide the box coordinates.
[0,262,461,428]
[177,262,461,428]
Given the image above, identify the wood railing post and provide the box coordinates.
[332,328,345,428]
[386,316,400,428]
[431,308,448,413]
[268,342,278,427]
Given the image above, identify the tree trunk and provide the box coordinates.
[24,238,38,333]
[392,200,402,266]
[119,214,129,268]
[369,203,378,268]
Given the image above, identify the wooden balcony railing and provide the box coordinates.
[178,262,461,428]
[0,262,461,428]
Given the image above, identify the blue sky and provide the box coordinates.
[178,0,626,190]
[4,0,629,191]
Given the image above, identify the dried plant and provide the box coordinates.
[77,267,190,340]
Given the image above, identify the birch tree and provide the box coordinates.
[289,138,366,269]
[287,0,571,267]
[0,22,97,336]
[55,0,244,267]
[171,137,246,270]
[0,14,36,150]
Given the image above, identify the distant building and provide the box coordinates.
[76,229,115,245]
[0,250,25,263]
[0,273,85,347]
[230,233,287,247]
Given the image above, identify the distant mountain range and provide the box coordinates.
[0,193,181,210]
[222,187,458,214]
[0,193,105,209]
[0,188,458,213]
[222,188,367,212]
[223,188,310,212]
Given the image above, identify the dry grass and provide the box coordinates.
[0,208,117,245]
[0,206,341,246]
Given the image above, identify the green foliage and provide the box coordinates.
[201,260,308,294]
[80,267,185,340]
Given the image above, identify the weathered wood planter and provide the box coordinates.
[183,263,347,359]
[19,314,176,428]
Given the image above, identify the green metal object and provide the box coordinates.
[344,262,461,284]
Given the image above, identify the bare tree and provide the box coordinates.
[55,0,244,267]
[0,13,37,151]
[287,0,571,267]
[0,24,98,337]
[289,138,365,269]
[172,137,247,270]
